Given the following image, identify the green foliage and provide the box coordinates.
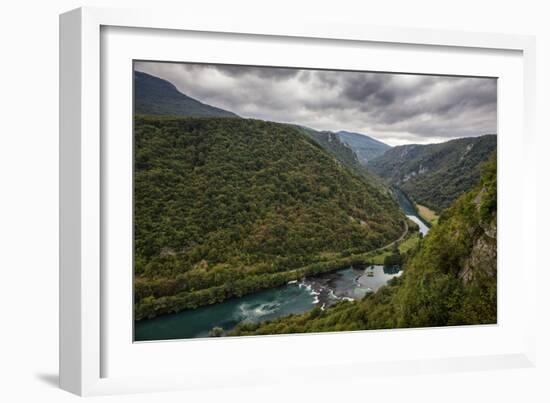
[297,126,393,196]
[383,251,402,267]
[208,327,224,337]
[297,127,361,171]
[367,135,496,212]
[230,153,497,336]
[134,115,404,319]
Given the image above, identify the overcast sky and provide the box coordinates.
[135,61,497,146]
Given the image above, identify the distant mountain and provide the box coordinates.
[367,135,497,213]
[298,127,362,171]
[297,126,390,194]
[337,130,391,164]
[134,71,238,118]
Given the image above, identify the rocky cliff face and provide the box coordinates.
[459,186,497,283]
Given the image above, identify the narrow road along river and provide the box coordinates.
[134,188,430,341]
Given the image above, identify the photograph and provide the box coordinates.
[132,61,497,341]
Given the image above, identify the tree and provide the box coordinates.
[383,252,402,268]
[208,326,224,337]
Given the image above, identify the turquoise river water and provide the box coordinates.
[135,189,430,341]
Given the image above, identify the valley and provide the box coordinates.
[367,135,497,212]
[132,67,498,340]
[134,116,405,321]
[135,184,427,340]
[230,154,497,336]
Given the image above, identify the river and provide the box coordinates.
[134,189,429,341]
[134,265,403,341]
[393,187,430,236]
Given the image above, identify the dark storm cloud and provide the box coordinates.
[134,61,497,145]
[214,64,300,80]
[340,73,393,104]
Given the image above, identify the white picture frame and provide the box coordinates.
[60,6,537,396]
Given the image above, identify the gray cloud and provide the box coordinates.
[134,61,497,145]
[214,65,300,80]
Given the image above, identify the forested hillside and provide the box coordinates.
[134,116,405,320]
[231,153,497,335]
[134,71,238,117]
[367,135,496,212]
[297,126,389,193]
[298,127,361,171]
[337,130,391,164]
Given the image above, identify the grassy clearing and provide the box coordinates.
[416,204,439,226]
[398,232,421,254]
[363,231,421,265]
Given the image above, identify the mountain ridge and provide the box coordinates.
[297,126,391,195]
[337,130,392,164]
[134,71,238,118]
[366,134,497,213]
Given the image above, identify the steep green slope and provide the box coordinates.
[134,71,238,117]
[337,130,391,164]
[231,154,497,335]
[134,116,405,320]
[367,135,496,212]
[296,126,389,194]
[298,127,362,172]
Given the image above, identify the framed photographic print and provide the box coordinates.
[131,61,498,342]
[60,7,537,396]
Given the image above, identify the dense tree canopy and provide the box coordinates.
[231,153,497,335]
[367,135,496,212]
[134,116,405,319]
